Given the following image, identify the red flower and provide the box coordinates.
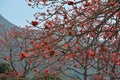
[74,63,78,68]
[40,41,47,46]
[29,0,32,2]
[84,2,90,6]
[48,49,55,56]
[89,51,95,58]
[30,40,34,44]
[44,69,50,74]
[43,0,47,4]
[52,71,56,76]
[116,62,120,66]
[104,56,108,62]
[64,43,70,47]
[93,0,100,3]
[4,56,9,61]
[116,12,120,17]
[9,31,14,37]
[20,52,28,60]
[111,53,117,58]
[34,44,40,49]
[80,22,84,27]
[68,31,73,35]
[66,54,73,60]
[67,1,74,5]
[31,21,39,26]
[97,75,103,80]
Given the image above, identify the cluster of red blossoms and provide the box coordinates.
[31,21,39,26]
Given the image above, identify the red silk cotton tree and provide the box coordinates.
[0,26,52,79]
[0,0,120,80]
[25,0,120,80]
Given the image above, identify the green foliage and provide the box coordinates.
[0,63,12,73]
[0,74,17,80]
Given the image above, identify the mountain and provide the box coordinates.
[0,15,16,62]
[0,15,15,31]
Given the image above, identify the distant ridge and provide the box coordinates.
[0,15,16,31]
[0,15,16,62]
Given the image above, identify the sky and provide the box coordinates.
[0,0,40,27]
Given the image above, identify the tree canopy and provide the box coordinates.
[0,0,120,80]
